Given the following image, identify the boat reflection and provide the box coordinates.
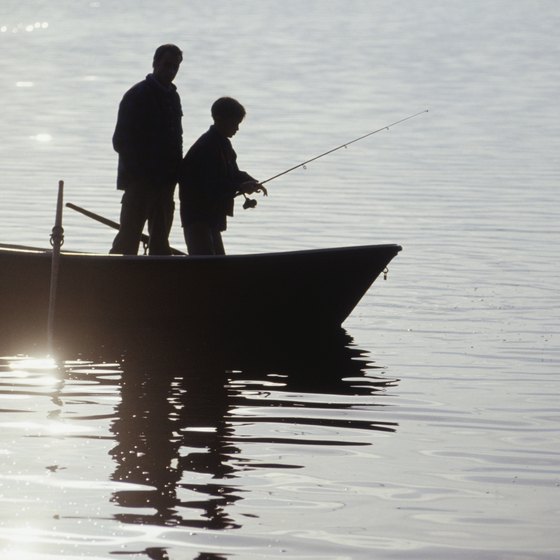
[105,329,399,531]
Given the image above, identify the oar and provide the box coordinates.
[66,202,186,256]
[47,180,65,351]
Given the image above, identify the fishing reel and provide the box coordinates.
[242,194,257,210]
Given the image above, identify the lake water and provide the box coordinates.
[1,0,559,558]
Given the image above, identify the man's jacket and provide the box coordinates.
[113,74,183,190]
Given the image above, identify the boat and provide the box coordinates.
[0,242,401,348]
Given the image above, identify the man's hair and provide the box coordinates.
[153,44,183,65]
[211,97,246,122]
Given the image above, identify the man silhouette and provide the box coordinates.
[110,44,183,255]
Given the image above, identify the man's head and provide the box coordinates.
[153,44,183,87]
[211,97,246,138]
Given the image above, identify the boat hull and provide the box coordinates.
[0,244,401,347]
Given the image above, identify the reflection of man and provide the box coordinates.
[110,44,183,256]
[109,349,239,529]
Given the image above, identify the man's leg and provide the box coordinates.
[110,190,148,255]
[148,186,175,256]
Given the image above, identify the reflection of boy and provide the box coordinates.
[179,97,267,255]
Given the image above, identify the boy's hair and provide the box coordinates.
[153,44,183,65]
[211,97,246,122]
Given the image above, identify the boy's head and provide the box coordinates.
[211,97,246,121]
[212,97,246,138]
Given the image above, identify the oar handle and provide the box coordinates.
[66,202,120,231]
[66,202,186,256]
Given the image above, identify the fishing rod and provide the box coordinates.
[260,109,428,185]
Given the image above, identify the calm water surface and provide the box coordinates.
[1,1,559,558]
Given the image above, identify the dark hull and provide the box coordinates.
[0,243,401,349]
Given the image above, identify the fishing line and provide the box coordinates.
[261,109,428,185]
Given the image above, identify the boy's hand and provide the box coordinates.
[240,181,268,196]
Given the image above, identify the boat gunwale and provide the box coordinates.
[0,242,402,261]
